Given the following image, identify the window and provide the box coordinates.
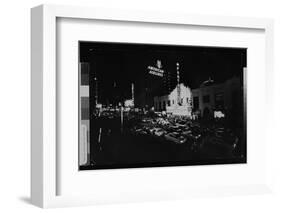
[193,97,199,110]
[215,93,224,109]
[167,100,171,106]
[186,97,189,103]
[203,95,210,103]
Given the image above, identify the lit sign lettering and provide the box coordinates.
[148,60,164,77]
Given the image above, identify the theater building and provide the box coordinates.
[154,83,193,116]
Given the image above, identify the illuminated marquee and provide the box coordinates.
[148,60,164,77]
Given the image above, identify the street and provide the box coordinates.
[80,110,245,170]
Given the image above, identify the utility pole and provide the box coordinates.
[119,102,124,133]
[131,83,135,107]
[94,77,98,106]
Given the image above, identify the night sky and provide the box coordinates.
[79,41,246,105]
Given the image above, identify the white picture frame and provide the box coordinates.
[31,4,274,208]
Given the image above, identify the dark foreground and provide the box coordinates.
[80,112,246,170]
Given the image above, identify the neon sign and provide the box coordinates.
[148,60,164,77]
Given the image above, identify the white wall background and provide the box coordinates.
[0,0,280,212]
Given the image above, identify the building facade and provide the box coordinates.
[191,76,242,118]
[153,76,242,118]
[154,83,193,116]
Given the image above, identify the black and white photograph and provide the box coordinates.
[79,41,247,170]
